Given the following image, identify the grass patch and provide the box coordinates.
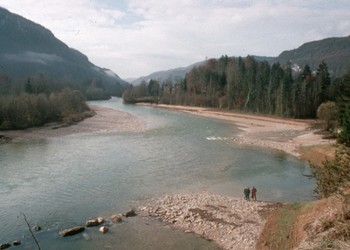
[298,144,337,166]
[257,202,308,250]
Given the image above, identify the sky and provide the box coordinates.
[0,0,349,79]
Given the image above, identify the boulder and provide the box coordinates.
[86,217,105,227]
[99,226,109,234]
[97,217,105,224]
[0,243,11,250]
[123,209,137,217]
[32,225,42,231]
[111,214,123,223]
[59,226,85,237]
[12,240,21,246]
[85,219,100,227]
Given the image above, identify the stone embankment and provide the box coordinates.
[140,192,280,250]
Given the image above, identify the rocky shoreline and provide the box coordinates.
[0,209,137,249]
[139,192,281,250]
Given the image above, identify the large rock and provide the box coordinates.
[111,214,123,223]
[12,240,21,246]
[99,226,109,234]
[86,217,105,227]
[32,225,41,231]
[97,217,105,224]
[123,209,137,217]
[0,243,11,250]
[59,226,85,237]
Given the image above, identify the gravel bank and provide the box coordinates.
[140,192,280,250]
[0,105,146,141]
[143,104,335,158]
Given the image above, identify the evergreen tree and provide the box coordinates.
[338,105,350,146]
[302,64,312,80]
[337,68,350,118]
[316,61,331,103]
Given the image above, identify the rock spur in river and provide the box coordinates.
[59,226,85,237]
[139,192,279,250]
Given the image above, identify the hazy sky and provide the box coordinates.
[0,0,349,79]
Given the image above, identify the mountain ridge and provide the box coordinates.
[274,35,350,76]
[133,36,350,84]
[0,7,128,97]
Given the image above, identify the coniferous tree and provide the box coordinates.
[316,61,331,103]
[338,105,350,146]
[337,68,350,118]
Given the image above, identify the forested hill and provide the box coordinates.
[274,36,350,77]
[131,61,204,85]
[132,36,350,85]
[0,7,128,98]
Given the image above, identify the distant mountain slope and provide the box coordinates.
[274,36,350,76]
[0,7,128,96]
[135,36,350,83]
[132,61,204,85]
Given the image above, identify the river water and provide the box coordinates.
[0,98,315,249]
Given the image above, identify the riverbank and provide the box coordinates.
[1,103,336,163]
[139,192,280,250]
[0,105,146,142]
[140,104,336,164]
[0,102,338,249]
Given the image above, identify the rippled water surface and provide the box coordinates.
[0,98,315,249]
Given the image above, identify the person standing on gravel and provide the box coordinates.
[244,187,250,200]
[251,186,257,201]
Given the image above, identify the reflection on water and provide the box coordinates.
[0,98,315,249]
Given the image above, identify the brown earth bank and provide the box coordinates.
[257,194,350,250]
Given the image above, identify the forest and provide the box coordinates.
[0,88,91,130]
[123,55,350,145]
[125,56,335,117]
[0,73,114,130]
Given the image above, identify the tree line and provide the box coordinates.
[0,73,112,100]
[123,55,350,146]
[0,73,116,130]
[0,88,90,130]
[124,56,338,117]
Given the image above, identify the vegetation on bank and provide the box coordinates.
[0,73,119,130]
[258,145,350,249]
[0,88,91,130]
[0,73,116,101]
[124,56,337,118]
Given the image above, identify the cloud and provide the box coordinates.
[0,0,349,78]
[3,51,64,64]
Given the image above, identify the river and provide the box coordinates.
[0,98,315,249]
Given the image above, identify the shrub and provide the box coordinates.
[311,147,350,197]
